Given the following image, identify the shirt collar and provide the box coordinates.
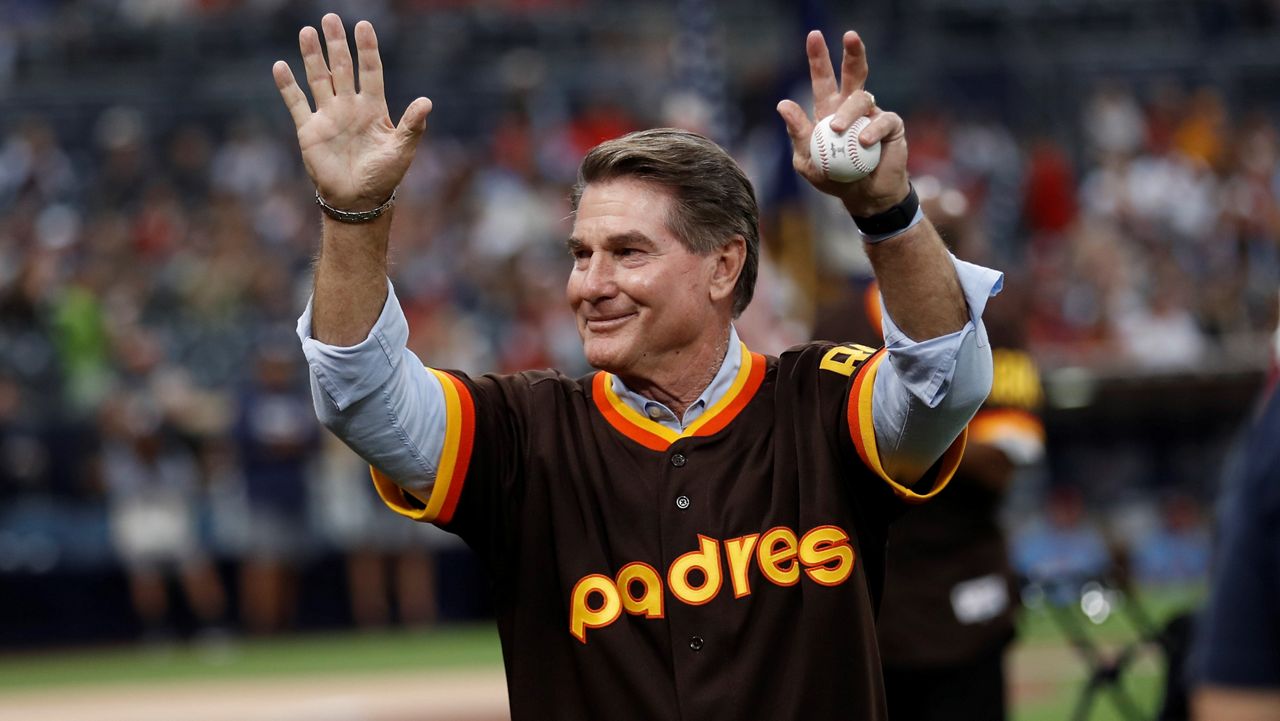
[610,325,742,432]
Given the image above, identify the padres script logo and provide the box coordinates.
[569,525,855,642]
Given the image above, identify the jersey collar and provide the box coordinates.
[592,326,767,451]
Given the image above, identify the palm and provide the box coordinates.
[298,101,401,205]
[273,15,432,210]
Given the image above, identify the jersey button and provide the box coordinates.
[670,453,687,467]
[676,495,691,510]
[689,635,704,651]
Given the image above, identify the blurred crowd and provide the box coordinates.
[2,0,1277,638]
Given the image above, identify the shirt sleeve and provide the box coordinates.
[296,279,447,496]
[870,255,1003,484]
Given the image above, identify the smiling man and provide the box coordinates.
[278,13,1000,720]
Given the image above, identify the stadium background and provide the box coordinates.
[0,0,1277,718]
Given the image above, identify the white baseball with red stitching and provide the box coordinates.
[809,115,880,183]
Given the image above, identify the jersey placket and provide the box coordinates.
[658,437,717,719]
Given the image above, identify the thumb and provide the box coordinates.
[396,97,433,144]
[776,100,812,151]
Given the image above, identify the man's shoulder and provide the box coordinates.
[774,339,881,380]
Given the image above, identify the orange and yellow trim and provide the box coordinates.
[592,342,766,452]
[371,368,476,525]
[847,349,966,504]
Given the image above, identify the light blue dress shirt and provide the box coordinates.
[297,254,1003,494]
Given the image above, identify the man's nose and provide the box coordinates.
[578,254,618,301]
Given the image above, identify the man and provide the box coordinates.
[1193,383,1280,721]
[275,14,1000,719]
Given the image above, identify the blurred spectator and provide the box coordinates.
[99,390,227,640]
[233,342,319,634]
[1131,492,1210,587]
[1012,486,1112,583]
[315,433,452,629]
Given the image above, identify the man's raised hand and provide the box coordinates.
[776,31,910,218]
[273,14,431,212]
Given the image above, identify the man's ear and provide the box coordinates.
[708,235,746,305]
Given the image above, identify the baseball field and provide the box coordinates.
[0,585,1200,721]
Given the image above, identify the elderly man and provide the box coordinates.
[275,14,999,720]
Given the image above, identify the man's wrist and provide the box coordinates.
[859,205,924,245]
[852,183,921,242]
[316,188,398,223]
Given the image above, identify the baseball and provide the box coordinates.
[809,115,881,182]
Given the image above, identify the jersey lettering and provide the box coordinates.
[724,533,761,598]
[819,344,876,377]
[569,525,856,643]
[668,535,724,606]
[569,574,623,643]
[617,562,664,619]
[757,527,800,586]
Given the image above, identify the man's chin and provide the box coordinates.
[582,338,631,374]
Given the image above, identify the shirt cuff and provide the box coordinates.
[879,255,1004,408]
[296,278,407,411]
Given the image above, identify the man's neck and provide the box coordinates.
[616,326,732,418]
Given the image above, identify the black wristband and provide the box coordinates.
[852,184,919,236]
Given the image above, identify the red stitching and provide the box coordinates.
[813,123,830,172]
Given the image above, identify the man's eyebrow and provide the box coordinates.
[565,231,657,252]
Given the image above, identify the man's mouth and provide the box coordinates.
[584,312,637,332]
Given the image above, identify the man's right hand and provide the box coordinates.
[273,14,431,211]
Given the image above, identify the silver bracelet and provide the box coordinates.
[314,188,397,223]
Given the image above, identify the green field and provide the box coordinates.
[0,584,1204,720]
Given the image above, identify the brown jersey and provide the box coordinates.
[370,341,965,721]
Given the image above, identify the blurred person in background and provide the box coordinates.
[840,188,1046,721]
[314,431,443,629]
[1131,491,1210,588]
[1013,485,1112,584]
[99,390,227,641]
[1193,383,1280,721]
[234,340,319,634]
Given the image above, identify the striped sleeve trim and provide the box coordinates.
[846,349,967,504]
[370,368,476,525]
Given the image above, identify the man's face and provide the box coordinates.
[567,178,723,379]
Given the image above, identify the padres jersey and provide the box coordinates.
[371,342,965,721]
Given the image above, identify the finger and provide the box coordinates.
[830,90,876,134]
[299,26,334,105]
[272,61,312,129]
[838,31,869,97]
[396,97,434,145]
[354,20,384,98]
[776,99,813,155]
[806,31,838,114]
[321,13,356,96]
[859,111,904,147]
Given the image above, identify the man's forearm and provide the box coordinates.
[313,213,393,346]
[864,216,967,342]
